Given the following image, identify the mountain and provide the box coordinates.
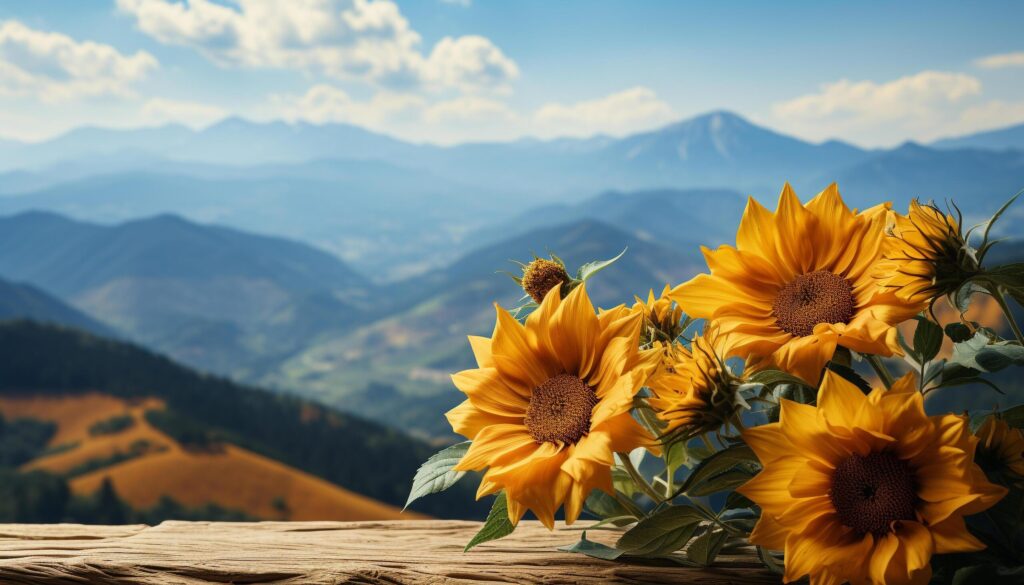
[932,122,1024,151]
[468,188,749,252]
[0,212,374,376]
[0,320,484,519]
[0,118,417,173]
[267,219,706,438]
[830,143,1024,221]
[0,277,112,336]
[0,163,510,279]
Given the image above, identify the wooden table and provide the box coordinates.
[0,520,780,584]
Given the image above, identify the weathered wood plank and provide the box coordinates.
[0,520,779,584]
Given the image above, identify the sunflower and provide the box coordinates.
[447,284,660,528]
[633,285,687,350]
[647,327,742,439]
[975,415,1024,484]
[670,183,922,384]
[875,199,977,307]
[739,371,1006,585]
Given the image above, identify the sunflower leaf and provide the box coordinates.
[673,443,758,497]
[464,492,516,552]
[615,505,703,556]
[686,527,727,566]
[687,468,757,497]
[912,316,944,364]
[558,531,625,561]
[747,369,809,389]
[975,344,1024,372]
[756,546,785,575]
[404,441,470,510]
[576,248,627,282]
[583,489,638,524]
[945,322,974,343]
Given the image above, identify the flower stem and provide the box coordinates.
[986,283,1024,345]
[617,453,664,504]
[866,354,895,389]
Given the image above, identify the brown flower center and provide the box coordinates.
[522,259,570,303]
[772,270,855,337]
[524,374,597,444]
[829,452,917,536]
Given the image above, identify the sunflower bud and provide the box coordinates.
[875,199,979,308]
[521,258,570,303]
[975,416,1024,487]
[634,286,687,349]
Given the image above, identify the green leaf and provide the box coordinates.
[576,248,626,282]
[675,443,759,497]
[688,468,757,497]
[757,546,785,575]
[912,316,943,363]
[558,531,624,561]
[724,491,755,511]
[404,441,470,510]
[747,369,809,388]
[975,344,1024,372]
[686,527,727,566]
[950,332,993,370]
[615,505,703,556]
[465,492,516,552]
[945,322,973,343]
[955,282,986,313]
[583,489,637,525]
[935,362,1003,394]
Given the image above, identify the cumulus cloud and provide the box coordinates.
[975,52,1024,69]
[770,71,986,145]
[274,84,676,144]
[0,20,157,102]
[141,97,227,128]
[532,87,677,138]
[117,0,517,92]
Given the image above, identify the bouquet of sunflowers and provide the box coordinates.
[407,184,1024,584]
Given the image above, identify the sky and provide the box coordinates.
[0,0,1021,147]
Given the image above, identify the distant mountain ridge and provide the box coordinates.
[932,122,1024,151]
[0,212,375,376]
[0,277,112,337]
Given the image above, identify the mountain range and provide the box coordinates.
[1,111,1021,280]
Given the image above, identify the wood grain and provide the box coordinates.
[0,520,780,584]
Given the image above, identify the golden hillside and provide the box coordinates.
[0,393,422,521]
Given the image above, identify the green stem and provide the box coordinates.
[617,453,664,504]
[866,354,895,390]
[986,283,1024,345]
[611,490,645,520]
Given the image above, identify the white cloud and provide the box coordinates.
[975,52,1024,69]
[274,84,676,144]
[141,97,228,128]
[532,86,677,138]
[440,0,472,6]
[117,0,517,92]
[770,71,985,145]
[0,20,157,102]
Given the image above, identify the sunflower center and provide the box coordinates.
[524,374,598,444]
[772,270,855,337]
[829,452,917,536]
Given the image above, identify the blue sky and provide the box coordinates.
[0,0,1021,146]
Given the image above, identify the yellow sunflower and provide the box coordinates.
[975,415,1024,483]
[447,284,660,528]
[875,199,976,307]
[670,183,922,384]
[633,285,687,350]
[647,327,741,438]
[739,371,1006,585]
